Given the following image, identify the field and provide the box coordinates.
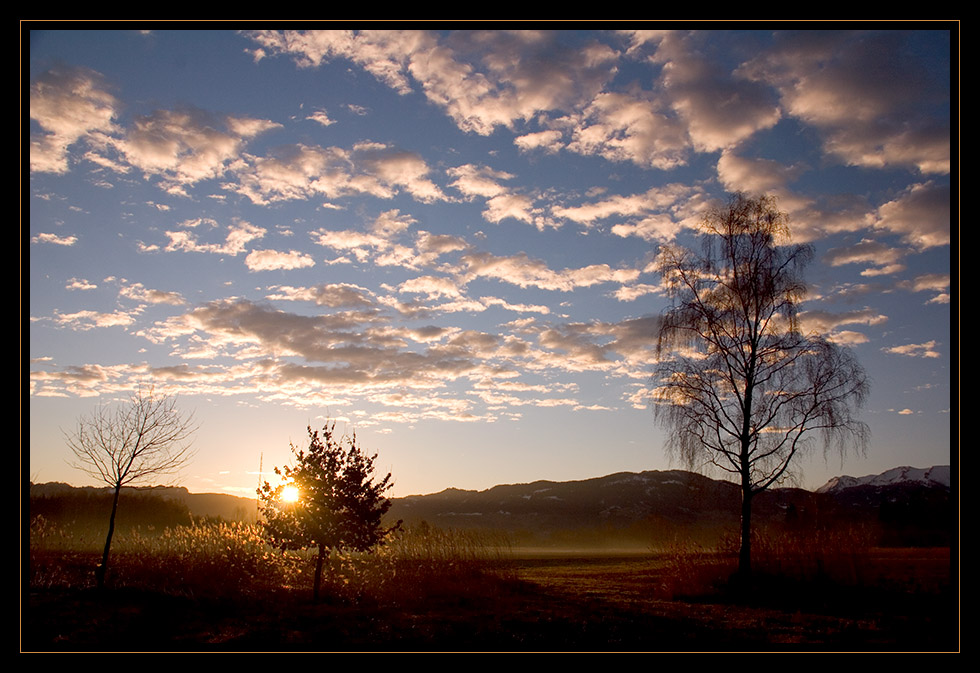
[23,516,957,653]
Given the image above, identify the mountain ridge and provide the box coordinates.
[30,463,950,507]
[30,464,951,547]
[815,465,951,493]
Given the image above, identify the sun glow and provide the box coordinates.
[281,485,300,503]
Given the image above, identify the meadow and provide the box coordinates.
[24,513,956,652]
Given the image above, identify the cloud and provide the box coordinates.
[246,30,619,139]
[245,249,315,271]
[354,143,446,203]
[29,65,282,193]
[873,181,950,250]
[163,219,266,256]
[226,142,445,205]
[414,231,470,263]
[309,209,472,274]
[144,297,495,393]
[895,272,950,305]
[30,66,119,173]
[740,30,950,174]
[398,275,464,300]
[483,193,541,226]
[118,281,186,305]
[716,150,804,197]
[66,278,97,290]
[310,209,420,267]
[457,251,640,292]
[899,273,950,294]
[479,296,551,315]
[447,163,513,199]
[120,291,665,419]
[306,110,335,127]
[798,308,888,338]
[30,363,133,396]
[111,107,281,189]
[650,31,782,153]
[245,30,420,91]
[564,91,690,169]
[265,283,378,308]
[512,314,661,377]
[514,129,563,154]
[823,239,907,276]
[447,163,549,227]
[51,309,137,330]
[32,232,78,246]
[613,283,662,302]
[554,184,690,225]
[825,330,870,346]
[553,183,706,241]
[883,341,942,358]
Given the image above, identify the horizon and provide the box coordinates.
[28,27,953,499]
[30,461,952,501]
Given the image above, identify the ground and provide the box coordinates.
[23,548,956,652]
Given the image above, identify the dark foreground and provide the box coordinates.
[24,549,956,652]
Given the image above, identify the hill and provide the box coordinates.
[386,465,951,547]
[29,482,259,524]
[28,465,952,548]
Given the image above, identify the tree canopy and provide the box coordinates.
[258,422,399,599]
[654,192,869,576]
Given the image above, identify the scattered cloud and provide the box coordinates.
[118,281,186,305]
[823,239,907,277]
[32,232,78,246]
[873,181,950,250]
[650,31,782,153]
[245,249,316,271]
[66,278,97,290]
[883,341,942,358]
[51,309,137,330]
[799,308,888,340]
[739,30,950,175]
[29,66,119,174]
[306,109,335,127]
[457,251,641,292]
[163,219,266,256]
[28,30,951,493]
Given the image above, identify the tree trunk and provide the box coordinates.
[313,545,327,602]
[738,486,752,579]
[96,484,122,590]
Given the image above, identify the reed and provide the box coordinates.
[29,517,512,603]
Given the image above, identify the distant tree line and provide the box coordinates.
[29,491,193,533]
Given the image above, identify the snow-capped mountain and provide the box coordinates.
[816,465,950,494]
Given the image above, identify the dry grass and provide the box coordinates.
[26,517,955,651]
[28,516,512,604]
[648,522,886,600]
[738,524,878,586]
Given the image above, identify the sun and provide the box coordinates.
[281,485,300,503]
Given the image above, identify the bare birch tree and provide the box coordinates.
[65,385,198,589]
[654,193,870,578]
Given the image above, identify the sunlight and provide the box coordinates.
[281,485,300,503]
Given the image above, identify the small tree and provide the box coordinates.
[65,385,197,589]
[258,422,399,601]
[654,193,869,579]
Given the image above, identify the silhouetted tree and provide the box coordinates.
[65,385,197,589]
[654,193,869,578]
[258,422,399,601]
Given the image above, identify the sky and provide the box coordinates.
[27,27,954,499]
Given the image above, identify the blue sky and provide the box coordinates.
[28,28,953,498]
